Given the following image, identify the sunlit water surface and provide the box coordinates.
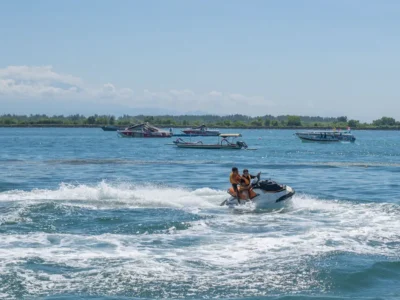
[0,128,399,299]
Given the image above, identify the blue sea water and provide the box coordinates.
[0,128,399,300]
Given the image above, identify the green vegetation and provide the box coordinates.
[0,114,399,129]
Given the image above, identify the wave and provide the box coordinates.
[325,260,400,292]
[4,158,400,170]
[1,183,400,298]
[0,181,225,209]
[235,161,400,170]
[45,159,220,166]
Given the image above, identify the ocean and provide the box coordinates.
[0,128,399,299]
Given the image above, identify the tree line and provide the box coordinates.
[0,114,399,129]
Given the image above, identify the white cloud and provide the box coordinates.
[169,89,195,96]
[95,83,133,99]
[209,91,222,97]
[135,89,276,115]
[0,77,78,98]
[0,65,132,101]
[229,93,246,101]
[0,65,83,86]
[0,65,277,116]
[102,83,115,93]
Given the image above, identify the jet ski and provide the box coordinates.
[221,174,295,209]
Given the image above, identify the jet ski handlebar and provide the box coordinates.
[251,172,262,187]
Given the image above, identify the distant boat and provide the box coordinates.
[117,122,172,138]
[181,124,220,136]
[173,134,248,149]
[101,125,120,131]
[295,130,356,142]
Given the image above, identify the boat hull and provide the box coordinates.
[297,135,340,142]
[173,134,247,149]
[118,131,172,138]
[172,133,215,137]
[181,130,220,136]
[295,132,356,143]
[175,143,242,149]
[101,126,120,131]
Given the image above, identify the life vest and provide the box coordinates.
[230,172,241,184]
[240,174,257,199]
[241,174,251,186]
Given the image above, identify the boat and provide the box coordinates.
[181,124,220,136]
[101,125,121,131]
[295,130,356,142]
[117,122,172,138]
[222,175,295,209]
[173,133,248,149]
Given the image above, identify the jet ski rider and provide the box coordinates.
[240,169,260,199]
[229,167,241,201]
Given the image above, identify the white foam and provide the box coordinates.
[0,206,32,225]
[1,188,400,298]
[0,181,226,209]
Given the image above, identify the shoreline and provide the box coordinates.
[1,124,399,130]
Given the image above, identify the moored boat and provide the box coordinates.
[173,133,247,149]
[181,124,220,136]
[117,122,172,138]
[295,130,356,142]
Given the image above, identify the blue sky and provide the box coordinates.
[1,0,399,122]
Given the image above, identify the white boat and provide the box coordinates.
[222,175,295,209]
[117,122,172,138]
[173,133,248,150]
[181,124,220,136]
[295,130,356,142]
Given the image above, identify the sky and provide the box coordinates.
[0,0,399,122]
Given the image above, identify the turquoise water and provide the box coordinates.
[0,128,399,299]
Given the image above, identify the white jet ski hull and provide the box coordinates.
[225,186,295,209]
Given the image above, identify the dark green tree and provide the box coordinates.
[87,116,96,124]
[373,117,396,126]
[347,119,359,128]
[223,120,231,127]
[287,116,301,126]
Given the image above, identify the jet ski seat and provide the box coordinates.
[254,180,286,193]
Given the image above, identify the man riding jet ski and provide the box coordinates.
[221,168,295,208]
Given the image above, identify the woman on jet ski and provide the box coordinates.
[240,169,260,199]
